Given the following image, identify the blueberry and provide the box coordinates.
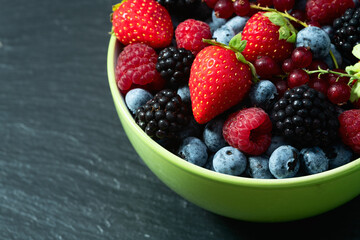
[300,147,329,175]
[249,80,278,110]
[178,137,208,167]
[213,146,247,176]
[247,155,274,179]
[177,85,191,104]
[265,135,289,156]
[323,143,353,169]
[269,145,300,179]
[354,0,360,7]
[209,10,226,33]
[224,16,249,34]
[203,117,227,153]
[178,116,203,139]
[204,153,215,170]
[296,26,331,58]
[212,25,236,45]
[125,88,153,114]
[321,25,334,38]
[324,44,343,69]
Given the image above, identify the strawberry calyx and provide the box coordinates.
[203,35,259,83]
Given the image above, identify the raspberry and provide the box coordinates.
[223,107,272,156]
[306,0,355,26]
[115,43,165,93]
[175,19,212,55]
[338,109,360,154]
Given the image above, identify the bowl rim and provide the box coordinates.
[107,34,360,189]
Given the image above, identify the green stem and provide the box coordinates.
[250,4,308,28]
[304,68,360,82]
[329,50,339,69]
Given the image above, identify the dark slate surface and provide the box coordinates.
[0,1,359,239]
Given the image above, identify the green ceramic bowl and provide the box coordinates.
[107,35,360,222]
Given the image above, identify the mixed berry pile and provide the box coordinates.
[111,0,360,179]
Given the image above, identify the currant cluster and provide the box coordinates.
[204,0,295,19]
[253,46,352,106]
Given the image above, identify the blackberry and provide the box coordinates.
[156,47,195,89]
[135,89,190,139]
[270,85,339,148]
[332,7,360,64]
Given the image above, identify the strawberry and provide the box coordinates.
[241,12,294,63]
[111,0,173,49]
[189,45,252,124]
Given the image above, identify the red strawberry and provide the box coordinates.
[306,0,355,26]
[241,12,294,63]
[223,107,272,156]
[111,0,173,49]
[339,109,360,154]
[189,45,252,124]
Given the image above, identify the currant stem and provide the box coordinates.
[250,4,308,28]
[329,50,339,69]
[304,68,360,82]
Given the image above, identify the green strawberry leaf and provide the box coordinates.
[278,26,290,40]
[345,62,360,79]
[350,80,360,103]
[353,44,360,59]
[235,52,247,64]
[229,33,247,53]
[287,31,297,43]
[263,12,297,43]
[263,12,286,26]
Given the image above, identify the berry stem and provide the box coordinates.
[250,4,308,28]
[329,50,339,69]
[304,68,360,83]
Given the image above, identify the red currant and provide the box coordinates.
[353,99,360,109]
[274,79,288,97]
[233,0,250,17]
[257,0,273,7]
[204,0,219,8]
[282,58,295,73]
[291,47,313,69]
[289,10,306,29]
[254,56,282,78]
[308,59,328,71]
[273,0,295,12]
[287,69,309,88]
[327,82,351,105]
[214,0,234,19]
[326,69,350,85]
[309,76,329,95]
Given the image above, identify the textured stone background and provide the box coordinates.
[0,1,359,239]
